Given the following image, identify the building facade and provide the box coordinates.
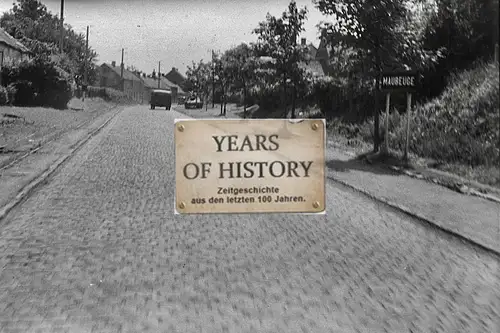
[0,28,31,67]
[99,61,144,102]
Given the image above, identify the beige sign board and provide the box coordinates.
[175,119,325,214]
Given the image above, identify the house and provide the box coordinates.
[160,74,186,103]
[299,38,329,78]
[142,74,172,104]
[165,67,189,91]
[314,37,333,76]
[99,61,144,102]
[0,27,31,67]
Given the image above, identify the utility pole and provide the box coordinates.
[158,61,161,88]
[83,25,89,101]
[59,0,64,54]
[212,49,215,108]
[120,48,124,91]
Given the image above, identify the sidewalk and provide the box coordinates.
[174,105,500,255]
[325,145,500,254]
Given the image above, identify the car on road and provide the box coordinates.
[150,89,172,110]
[184,96,203,109]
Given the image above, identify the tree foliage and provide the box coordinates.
[252,0,309,118]
[185,60,211,100]
[0,0,98,84]
[222,43,259,116]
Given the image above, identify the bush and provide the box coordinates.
[86,86,135,105]
[246,85,282,114]
[1,57,73,109]
[342,61,499,167]
[12,80,38,106]
[6,84,17,105]
[0,86,8,105]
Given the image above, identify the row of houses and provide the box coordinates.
[97,62,187,104]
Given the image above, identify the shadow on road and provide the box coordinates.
[326,158,400,176]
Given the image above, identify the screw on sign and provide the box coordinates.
[174,119,326,214]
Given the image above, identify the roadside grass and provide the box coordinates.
[0,97,122,158]
[324,61,500,189]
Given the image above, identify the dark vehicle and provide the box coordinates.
[184,96,203,109]
[178,96,186,104]
[150,89,172,110]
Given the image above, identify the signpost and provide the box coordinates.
[379,71,417,160]
[175,119,326,214]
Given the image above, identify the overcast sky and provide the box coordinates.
[0,0,333,75]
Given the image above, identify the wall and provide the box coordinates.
[123,78,144,103]
[99,66,121,90]
[0,44,30,66]
[99,66,144,103]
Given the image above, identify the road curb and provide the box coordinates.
[327,141,500,204]
[0,106,124,223]
[327,174,500,258]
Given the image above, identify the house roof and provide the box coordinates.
[0,27,30,53]
[160,76,179,89]
[160,77,186,94]
[101,63,142,82]
[307,43,318,59]
[165,68,186,85]
[143,76,170,89]
[300,60,325,77]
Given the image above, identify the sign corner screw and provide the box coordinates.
[312,123,319,131]
[313,201,320,209]
[177,124,185,132]
[178,202,185,209]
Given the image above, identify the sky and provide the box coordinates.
[0,0,333,75]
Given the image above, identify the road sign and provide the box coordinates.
[175,119,325,214]
[380,72,417,92]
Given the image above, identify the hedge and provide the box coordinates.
[1,57,73,109]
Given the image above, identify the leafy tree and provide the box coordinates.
[223,43,259,117]
[186,60,212,106]
[0,0,98,85]
[313,0,439,151]
[253,0,309,118]
[211,51,234,115]
[420,0,499,99]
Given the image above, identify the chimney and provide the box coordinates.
[301,38,306,46]
[111,61,116,67]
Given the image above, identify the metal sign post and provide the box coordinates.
[380,71,418,157]
[383,92,391,153]
[404,92,412,162]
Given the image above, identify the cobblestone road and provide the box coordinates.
[0,106,499,333]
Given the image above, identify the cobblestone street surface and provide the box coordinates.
[0,106,499,332]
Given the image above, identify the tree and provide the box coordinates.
[223,43,259,117]
[0,0,98,85]
[253,0,309,118]
[212,51,233,116]
[420,0,499,99]
[313,0,438,152]
[186,60,211,106]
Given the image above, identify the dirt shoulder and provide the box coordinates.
[0,98,127,219]
[0,98,119,167]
